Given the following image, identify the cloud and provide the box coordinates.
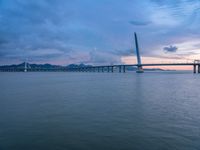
[163,45,178,53]
[0,0,200,65]
[129,20,151,26]
[0,38,7,45]
[86,50,120,65]
[112,49,134,56]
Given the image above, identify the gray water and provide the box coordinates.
[0,72,200,150]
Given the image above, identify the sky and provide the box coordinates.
[0,0,200,68]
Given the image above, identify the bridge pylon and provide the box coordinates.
[134,32,144,73]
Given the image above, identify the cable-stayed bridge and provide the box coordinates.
[63,32,200,74]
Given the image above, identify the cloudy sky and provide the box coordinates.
[0,0,200,66]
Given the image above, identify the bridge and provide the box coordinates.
[64,32,200,74]
[1,33,200,73]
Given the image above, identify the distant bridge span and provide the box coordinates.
[1,62,200,73]
[72,62,200,73]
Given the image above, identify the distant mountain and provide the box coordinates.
[0,62,92,69]
[66,63,92,69]
[0,62,59,69]
[0,62,26,69]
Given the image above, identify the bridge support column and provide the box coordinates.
[123,65,126,73]
[136,66,144,73]
[193,65,197,73]
[198,65,200,73]
[107,66,109,72]
[111,66,114,73]
[119,66,121,73]
[102,67,104,72]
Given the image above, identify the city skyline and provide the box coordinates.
[0,0,200,70]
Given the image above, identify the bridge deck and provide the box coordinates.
[1,63,200,73]
[87,63,200,68]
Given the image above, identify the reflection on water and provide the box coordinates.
[0,72,200,150]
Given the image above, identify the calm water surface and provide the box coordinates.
[0,72,200,150]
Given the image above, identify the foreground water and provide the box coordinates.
[0,72,200,150]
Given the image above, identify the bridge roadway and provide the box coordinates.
[1,63,200,73]
[76,63,200,73]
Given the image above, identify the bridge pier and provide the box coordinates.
[102,67,104,72]
[193,65,196,73]
[107,66,110,72]
[136,66,144,73]
[119,66,121,73]
[111,66,114,73]
[123,65,126,73]
[198,65,200,73]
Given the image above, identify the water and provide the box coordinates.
[0,72,200,150]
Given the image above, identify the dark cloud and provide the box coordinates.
[0,0,199,65]
[112,49,134,56]
[129,20,151,26]
[0,38,7,45]
[85,50,120,64]
[0,0,72,63]
[163,45,178,53]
